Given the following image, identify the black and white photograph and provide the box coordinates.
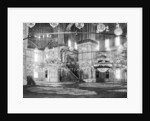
[8,8,142,113]
[23,23,127,98]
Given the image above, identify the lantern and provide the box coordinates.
[114,24,123,36]
[27,23,35,28]
[75,23,84,29]
[97,23,105,33]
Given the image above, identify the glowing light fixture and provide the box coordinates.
[38,36,41,39]
[75,23,84,29]
[27,23,35,28]
[97,23,105,33]
[114,23,123,36]
[49,23,59,28]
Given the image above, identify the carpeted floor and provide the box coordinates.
[23,82,127,98]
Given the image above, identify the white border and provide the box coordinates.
[8,8,142,113]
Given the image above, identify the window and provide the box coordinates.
[116,69,121,79]
[105,39,110,50]
[115,36,120,47]
[34,71,38,78]
[74,42,78,50]
[68,39,71,49]
[34,53,38,62]
[96,41,100,50]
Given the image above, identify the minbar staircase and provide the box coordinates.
[60,63,81,82]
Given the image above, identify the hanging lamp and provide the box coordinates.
[114,23,123,36]
[49,23,59,28]
[27,23,35,28]
[97,23,106,33]
[75,23,84,29]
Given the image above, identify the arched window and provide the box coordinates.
[34,70,38,78]
[116,69,121,79]
[105,39,110,50]
[34,53,38,62]
[115,36,120,47]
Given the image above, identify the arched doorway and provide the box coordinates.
[96,69,108,82]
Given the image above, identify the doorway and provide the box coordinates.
[96,70,109,82]
[45,70,48,78]
[45,69,49,82]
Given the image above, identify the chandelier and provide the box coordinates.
[75,23,84,29]
[94,54,112,72]
[49,23,59,28]
[27,23,35,28]
[96,23,106,33]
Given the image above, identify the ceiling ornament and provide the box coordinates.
[49,23,59,28]
[96,23,106,33]
[114,23,123,36]
[75,23,84,29]
[27,23,36,28]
